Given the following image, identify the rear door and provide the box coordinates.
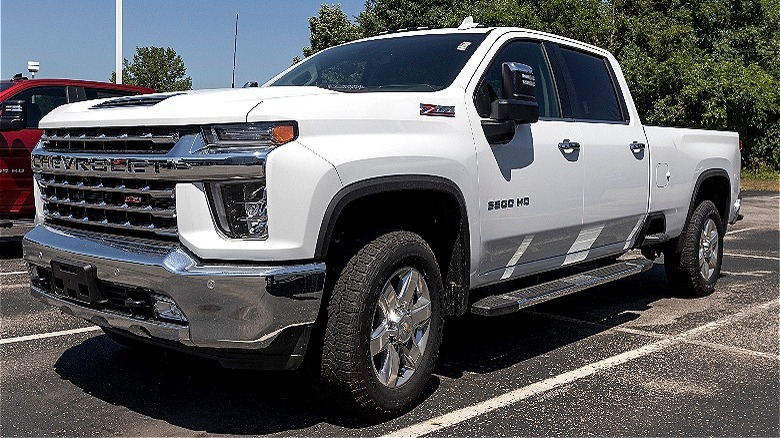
[552,44,650,260]
[468,36,586,285]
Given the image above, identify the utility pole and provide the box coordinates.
[116,0,123,84]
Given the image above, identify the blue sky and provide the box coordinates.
[1,0,365,89]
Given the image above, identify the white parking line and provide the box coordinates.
[526,310,778,360]
[382,300,778,438]
[0,283,28,290]
[0,271,27,276]
[724,252,779,261]
[721,270,772,278]
[725,227,756,236]
[0,327,102,345]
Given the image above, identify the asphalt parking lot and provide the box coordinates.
[1,192,778,437]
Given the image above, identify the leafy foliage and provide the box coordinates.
[302,4,362,57]
[302,0,779,169]
[110,46,192,92]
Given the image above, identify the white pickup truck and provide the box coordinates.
[23,20,740,417]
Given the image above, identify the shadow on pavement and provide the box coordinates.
[53,336,437,434]
[53,264,674,435]
[0,239,23,259]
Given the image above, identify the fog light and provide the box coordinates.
[208,180,268,239]
[151,294,187,323]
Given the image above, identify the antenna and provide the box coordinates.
[232,13,238,88]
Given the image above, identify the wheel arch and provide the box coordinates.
[315,175,471,316]
[676,168,730,252]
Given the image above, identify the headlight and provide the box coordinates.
[201,122,297,152]
[208,180,268,239]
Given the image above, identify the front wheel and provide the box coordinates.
[664,200,724,297]
[317,231,443,418]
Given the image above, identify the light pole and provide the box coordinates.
[116,0,122,84]
[27,61,40,79]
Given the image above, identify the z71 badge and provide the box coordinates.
[420,103,455,117]
[487,197,530,211]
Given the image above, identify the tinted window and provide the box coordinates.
[85,88,140,100]
[271,33,488,92]
[558,48,623,121]
[9,86,67,128]
[475,41,560,118]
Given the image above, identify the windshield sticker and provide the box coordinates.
[420,103,455,117]
[457,42,472,51]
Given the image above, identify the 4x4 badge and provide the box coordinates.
[420,103,455,117]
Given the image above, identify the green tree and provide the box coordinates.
[110,46,192,92]
[302,4,361,58]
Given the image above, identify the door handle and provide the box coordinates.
[630,141,646,152]
[558,139,580,152]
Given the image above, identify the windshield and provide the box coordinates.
[270,33,488,92]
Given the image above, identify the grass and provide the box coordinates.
[741,167,780,192]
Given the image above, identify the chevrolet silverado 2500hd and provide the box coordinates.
[23,21,741,417]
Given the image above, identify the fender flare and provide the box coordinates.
[676,168,730,252]
[314,174,469,259]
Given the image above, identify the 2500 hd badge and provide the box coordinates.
[487,196,530,210]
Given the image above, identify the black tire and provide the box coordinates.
[317,231,443,418]
[664,200,724,297]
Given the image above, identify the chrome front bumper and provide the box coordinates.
[23,225,325,368]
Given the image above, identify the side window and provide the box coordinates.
[10,87,67,129]
[85,88,140,100]
[558,48,624,122]
[475,41,560,119]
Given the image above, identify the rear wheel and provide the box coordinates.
[664,200,723,297]
[317,231,443,418]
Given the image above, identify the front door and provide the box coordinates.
[0,86,67,217]
[468,38,585,286]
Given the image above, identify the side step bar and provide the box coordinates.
[471,259,654,316]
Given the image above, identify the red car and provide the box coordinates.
[0,76,153,238]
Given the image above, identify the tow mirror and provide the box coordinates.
[0,100,27,131]
[490,62,539,124]
[481,63,539,144]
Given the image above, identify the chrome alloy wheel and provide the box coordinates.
[370,267,432,388]
[699,218,719,281]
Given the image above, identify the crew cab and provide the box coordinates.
[0,76,152,238]
[22,20,740,417]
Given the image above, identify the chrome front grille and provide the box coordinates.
[41,127,195,154]
[37,173,177,239]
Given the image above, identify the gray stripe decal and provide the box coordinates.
[501,235,534,280]
[624,215,646,250]
[563,224,605,266]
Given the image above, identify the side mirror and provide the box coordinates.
[0,100,27,131]
[481,63,539,144]
[489,62,539,124]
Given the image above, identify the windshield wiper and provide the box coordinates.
[316,84,368,92]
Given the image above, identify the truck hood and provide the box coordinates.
[39,87,338,129]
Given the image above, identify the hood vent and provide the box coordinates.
[91,93,185,109]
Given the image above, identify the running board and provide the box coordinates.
[471,259,654,316]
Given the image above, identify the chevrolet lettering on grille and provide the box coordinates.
[31,155,191,175]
